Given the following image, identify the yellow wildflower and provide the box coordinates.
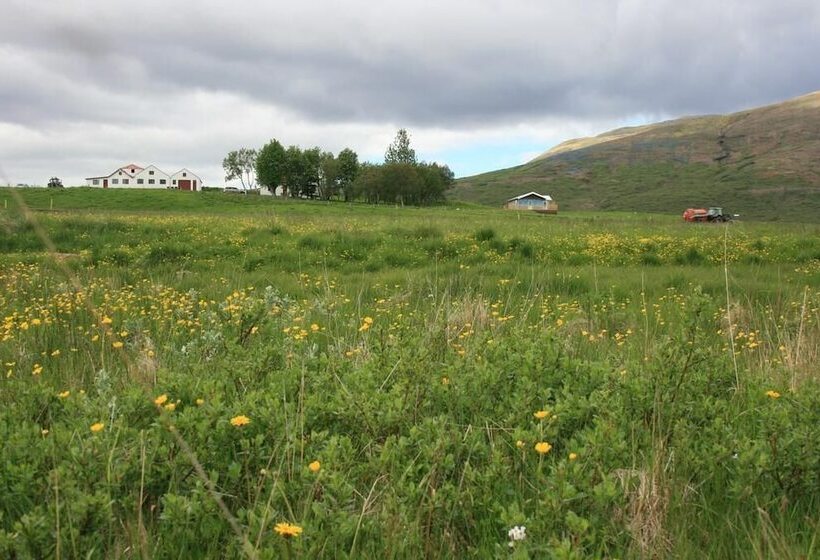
[101,316,113,325]
[112,341,124,349]
[274,522,303,538]
[516,440,525,449]
[196,398,205,406]
[569,452,578,461]
[535,441,552,455]
[310,323,320,332]
[32,363,43,376]
[308,460,321,473]
[154,394,168,406]
[230,415,251,427]
[90,422,105,433]
[51,349,61,357]
[533,410,550,420]
[57,390,70,399]
[765,390,781,399]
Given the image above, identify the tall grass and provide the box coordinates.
[0,189,818,557]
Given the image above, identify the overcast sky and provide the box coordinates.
[1,0,818,186]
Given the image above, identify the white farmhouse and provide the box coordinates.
[85,164,202,191]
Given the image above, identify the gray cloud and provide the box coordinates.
[1,0,818,184]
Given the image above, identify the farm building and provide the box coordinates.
[503,192,558,214]
[85,164,203,191]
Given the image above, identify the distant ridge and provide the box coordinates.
[452,91,820,221]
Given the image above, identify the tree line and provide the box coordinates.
[222,129,454,205]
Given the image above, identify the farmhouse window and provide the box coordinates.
[160,179,166,184]
[112,179,119,184]
[148,179,155,184]
[182,172,187,177]
[118,171,122,175]
[173,180,177,184]
[92,179,99,185]
[149,170,154,175]
[137,179,144,184]
[122,179,129,185]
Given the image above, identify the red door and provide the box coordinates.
[103,179,108,188]
[178,180,191,191]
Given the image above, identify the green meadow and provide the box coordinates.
[1,187,819,558]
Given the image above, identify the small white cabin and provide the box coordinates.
[503,192,558,214]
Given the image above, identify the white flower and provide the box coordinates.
[507,525,527,546]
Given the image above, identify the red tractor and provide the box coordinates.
[682,207,733,223]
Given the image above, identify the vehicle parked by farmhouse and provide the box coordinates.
[682,207,735,222]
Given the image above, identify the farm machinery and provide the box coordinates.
[682,207,734,223]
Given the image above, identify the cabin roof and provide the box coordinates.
[506,191,553,202]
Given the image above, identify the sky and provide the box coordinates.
[1,0,819,187]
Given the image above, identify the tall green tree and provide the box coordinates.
[255,139,286,194]
[300,147,322,198]
[337,148,360,201]
[384,128,416,165]
[350,163,383,204]
[223,148,258,190]
[383,163,423,205]
[417,162,455,204]
[318,151,339,200]
[282,146,305,198]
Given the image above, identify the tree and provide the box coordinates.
[350,163,383,204]
[300,147,322,198]
[337,148,359,201]
[223,148,258,190]
[384,128,416,165]
[256,139,286,194]
[382,163,423,205]
[416,162,455,204]
[282,146,305,198]
[47,177,63,188]
[317,151,339,200]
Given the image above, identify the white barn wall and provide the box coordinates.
[133,165,171,189]
[170,168,203,190]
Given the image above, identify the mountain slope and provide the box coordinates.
[452,91,820,221]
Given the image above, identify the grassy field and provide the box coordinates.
[1,187,819,558]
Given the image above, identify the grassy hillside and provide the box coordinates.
[453,91,820,222]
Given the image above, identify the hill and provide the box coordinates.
[452,91,820,221]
